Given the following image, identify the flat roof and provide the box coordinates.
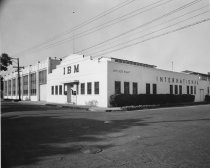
[111,57,157,68]
[182,70,210,77]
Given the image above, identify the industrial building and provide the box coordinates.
[3,54,210,107]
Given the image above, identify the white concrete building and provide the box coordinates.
[3,57,61,101]
[3,54,210,107]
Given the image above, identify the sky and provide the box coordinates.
[0,0,210,74]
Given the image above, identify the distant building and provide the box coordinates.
[2,54,210,107]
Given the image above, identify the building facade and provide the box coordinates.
[3,57,61,101]
[3,54,210,107]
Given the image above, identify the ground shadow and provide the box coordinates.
[2,116,148,168]
[1,102,63,113]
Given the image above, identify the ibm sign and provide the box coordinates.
[63,64,79,75]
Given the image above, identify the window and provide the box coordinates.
[8,80,11,95]
[153,84,157,94]
[179,85,182,95]
[51,86,54,95]
[94,82,99,94]
[175,85,178,94]
[55,85,58,95]
[146,83,150,94]
[64,84,67,95]
[59,85,62,95]
[190,86,193,95]
[17,77,21,95]
[87,82,92,94]
[187,86,190,94]
[30,73,36,95]
[12,78,16,95]
[124,82,130,94]
[194,86,196,95]
[39,70,47,84]
[170,85,173,94]
[133,82,138,94]
[81,83,85,95]
[115,81,121,94]
[4,81,7,96]
[23,75,28,95]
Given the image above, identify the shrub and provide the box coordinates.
[110,94,195,107]
[205,95,210,102]
[85,100,98,107]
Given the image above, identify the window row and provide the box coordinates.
[80,82,99,95]
[115,81,157,95]
[51,82,100,95]
[170,85,196,95]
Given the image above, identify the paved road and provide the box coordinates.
[2,102,210,168]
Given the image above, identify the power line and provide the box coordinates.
[88,10,210,56]
[91,18,210,58]
[38,0,172,50]
[71,0,137,31]
[37,0,202,53]
[13,0,170,57]
[60,7,210,63]
[12,0,137,57]
[76,4,208,54]
[44,17,210,67]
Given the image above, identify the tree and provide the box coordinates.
[1,53,12,71]
[0,53,12,98]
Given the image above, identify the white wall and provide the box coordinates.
[107,60,210,106]
[46,55,108,107]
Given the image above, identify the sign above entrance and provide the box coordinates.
[63,64,79,75]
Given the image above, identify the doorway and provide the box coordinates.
[199,89,204,101]
[65,81,79,104]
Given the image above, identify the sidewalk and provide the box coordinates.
[17,100,121,112]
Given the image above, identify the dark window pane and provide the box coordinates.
[81,83,85,95]
[124,82,130,94]
[133,82,138,94]
[187,86,190,94]
[194,86,196,95]
[115,81,121,94]
[94,82,99,94]
[179,85,182,94]
[175,85,178,94]
[190,86,193,94]
[153,84,157,94]
[170,85,173,94]
[87,82,92,94]
[12,78,16,95]
[55,85,58,95]
[30,73,36,95]
[39,70,47,84]
[23,75,28,95]
[51,86,54,95]
[59,85,62,95]
[146,83,150,94]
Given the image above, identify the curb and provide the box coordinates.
[45,103,89,110]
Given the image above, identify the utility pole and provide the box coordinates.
[17,58,21,101]
[11,57,24,101]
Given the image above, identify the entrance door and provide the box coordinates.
[70,84,78,104]
[67,84,71,103]
[40,84,47,101]
[200,89,204,101]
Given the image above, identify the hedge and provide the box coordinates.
[110,94,195,107]
[205,95,210,102]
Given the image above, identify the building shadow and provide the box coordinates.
[1,102,63,113]
[2,116,148,168]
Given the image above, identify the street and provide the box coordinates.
[1,102,210,168]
